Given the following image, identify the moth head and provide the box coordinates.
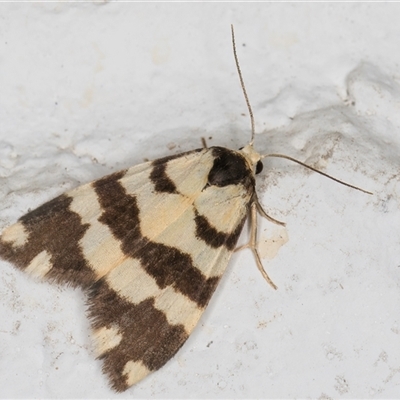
[239,144,263,175]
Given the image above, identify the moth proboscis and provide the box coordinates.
[0,25,371,392]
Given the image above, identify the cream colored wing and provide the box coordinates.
[0,146,256,391]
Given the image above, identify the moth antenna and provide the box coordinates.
[262,153,373,195]
[231,24,255,146]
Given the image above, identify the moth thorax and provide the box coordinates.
[208,147,254,187]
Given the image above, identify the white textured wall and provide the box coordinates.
[0,3,399,398]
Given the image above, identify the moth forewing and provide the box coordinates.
[0,144,263,391]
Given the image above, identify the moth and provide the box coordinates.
[0,26,370,392]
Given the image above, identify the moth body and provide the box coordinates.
[0,144,263,391]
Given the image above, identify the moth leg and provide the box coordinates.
[254,194,286,226]
[235,202,278,290]
[201,137,208,149]
[249,202,278,290]
[234,194,285,254]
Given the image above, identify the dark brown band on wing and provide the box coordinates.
[0,194,96,287]
[93,173,220,308]
[194,211,246,251]
[149,149,203,194]
[150,163,177,194]
[87,278,188,392]
[135,241,220,308]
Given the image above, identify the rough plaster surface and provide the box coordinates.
[0,3,399,398]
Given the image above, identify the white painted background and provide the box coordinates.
[0,3,399,398]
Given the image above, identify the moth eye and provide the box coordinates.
[256,160,263,174]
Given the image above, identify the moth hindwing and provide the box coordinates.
[0,144,265,391]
